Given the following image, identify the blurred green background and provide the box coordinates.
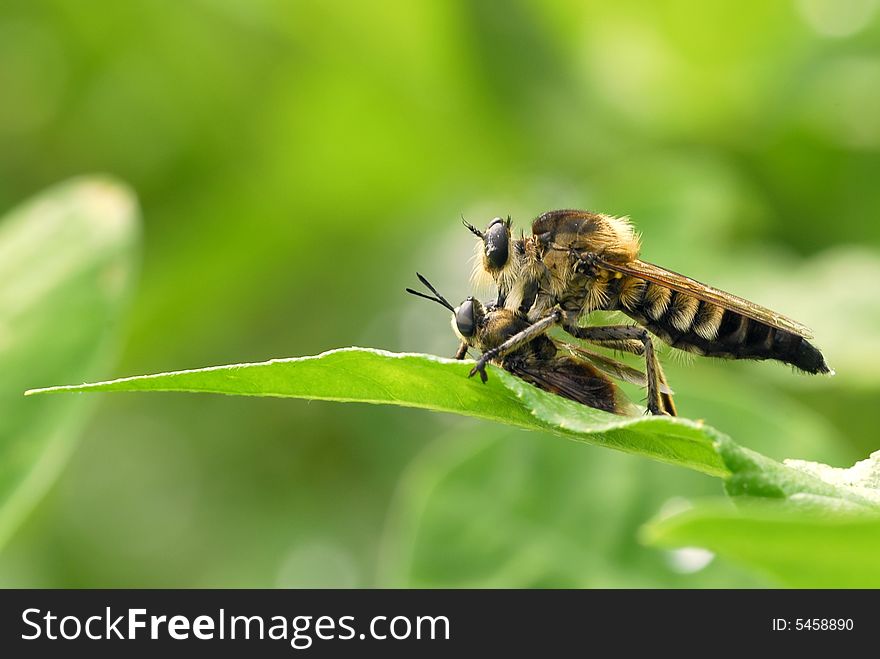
[1,0,879,587]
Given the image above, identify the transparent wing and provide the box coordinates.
[599,258,814,339]
[506,356,621,414]
[560,342,673,395]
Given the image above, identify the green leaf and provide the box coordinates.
[719,439,880,512]
[27,347,729,476]
[642,500,880,588]
[1,177,139,549]
[642,451,880,587]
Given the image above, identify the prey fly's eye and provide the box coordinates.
[455,298,476,338]
[484,218,510,270]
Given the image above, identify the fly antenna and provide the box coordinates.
[405,272,455,312]
[461,214,483,238]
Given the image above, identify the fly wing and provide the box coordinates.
[560,343,673,395]
[505,356,625,414]
[598,258,814,339]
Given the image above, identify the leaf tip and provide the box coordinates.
[24,385,70,396]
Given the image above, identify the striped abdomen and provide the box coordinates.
[607,276,829,374]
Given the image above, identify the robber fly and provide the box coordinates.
[405,273,670,416]
[465,210,831,415]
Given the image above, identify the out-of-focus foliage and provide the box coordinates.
[380,430,764,588]
[0,178,138,550]
[644,500,880,588]
[1,0,878,587]
[657,445,880,588]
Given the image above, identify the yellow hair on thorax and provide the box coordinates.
[592,214,641,262]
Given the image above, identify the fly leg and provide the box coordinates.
[468,309,562,383]
[655,361,676,416]
[563,324,674,416]
[572,250,602,277]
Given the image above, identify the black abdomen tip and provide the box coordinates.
[794,338,831,374]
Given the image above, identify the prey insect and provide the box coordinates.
[465,210,831,415]
[406,273,670,416]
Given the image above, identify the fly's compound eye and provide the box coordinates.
[455,298,476,338]
[484,218,510,270]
